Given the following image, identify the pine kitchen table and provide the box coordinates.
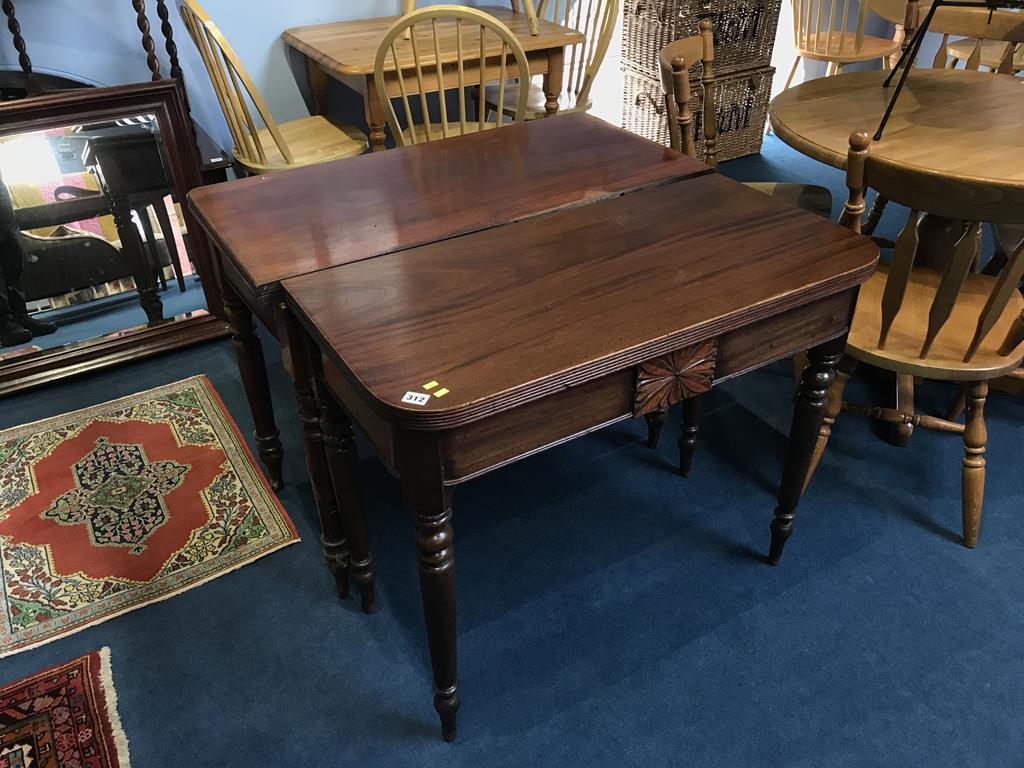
[281,171,879,741]
[282,6,584,152]
[187,114,711,610]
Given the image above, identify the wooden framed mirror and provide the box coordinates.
[0,80,228,395]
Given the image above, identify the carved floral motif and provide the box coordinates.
[634,340,718,416]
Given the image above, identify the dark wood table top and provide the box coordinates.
[285,173,879,430]
[187,114,708,300]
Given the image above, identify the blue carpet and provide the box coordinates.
[0,138,1022,766]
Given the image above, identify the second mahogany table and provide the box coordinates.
[283,172,879,740]
[188,114,709,607]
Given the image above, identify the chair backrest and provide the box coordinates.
[926,5,1024,72]
[658,20,717,166]
[790,0,872,57]
[841,130,1024,363]
[538,0,620,110]
[178,0,293,168]
[402,0,540,34]
[374,6,532,147]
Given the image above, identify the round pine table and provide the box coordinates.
[769,68,1024,200]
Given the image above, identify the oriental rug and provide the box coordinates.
[0,376,298,656]
[0,647,130,767]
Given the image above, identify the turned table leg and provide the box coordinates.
[222,283,284,489]
[112,194,163,323]
[768,335,845,565]
[678,396,700,477]
[644,408,667,449]
[543,47,565,117]
[277,304,350,600]
[318,389,376,614]
[365,76,388,152]
[398,431,459,742]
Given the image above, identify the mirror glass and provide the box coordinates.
[0,112,207,363]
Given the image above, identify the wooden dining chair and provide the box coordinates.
[806,131,1024,548]
[930,4,1024,71]
[179,0,367,174]
[483,0,620,119]
[374,6,532,147]
[402,0,541,34]
[644,21,835,464]
[784,0,904,88]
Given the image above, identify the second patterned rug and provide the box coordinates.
[0,376,299,656]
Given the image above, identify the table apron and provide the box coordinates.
[321,288,856,484]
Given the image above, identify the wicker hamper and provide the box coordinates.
[621,63,775,162]
[623,0,782,77]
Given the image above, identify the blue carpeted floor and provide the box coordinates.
[1,136,1023,766]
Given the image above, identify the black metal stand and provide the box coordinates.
[875,0,1023,140]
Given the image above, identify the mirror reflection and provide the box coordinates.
[0,113,207,361]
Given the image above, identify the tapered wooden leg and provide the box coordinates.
[961,380,988,548]
[222,283,284,490]
[805,354,857,490]
[769,335,845,565]
[678,396,700,477]
[152,199,186,292]
[398,431,459,742]
[645,408,667,449]
[544,47,564,116]
[945,383,968,422]
[784,56,801,89]
[319,395,375,613]
[277,304,350,601]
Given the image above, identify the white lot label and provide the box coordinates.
[401,391,430,406]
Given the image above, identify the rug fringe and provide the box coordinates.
[99,646,133,767]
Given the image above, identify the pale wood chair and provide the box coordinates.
[783,0,904,88]
[402,0,541,34]
[931,5,1024,71]
[643,20,834,460]
[482,0,620,119]
[807,130,1024,548]
[374,6,532,147]
[179,0,367,174]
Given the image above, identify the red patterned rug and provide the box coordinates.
[0,376,298,656]
[0,647,130,767]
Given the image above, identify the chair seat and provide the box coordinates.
[482,77,585,119]
[797,33,901,63]
[947,37,1023,70]
[240,116,367,174]
[847,267,1024,380]
[744,182,832,219]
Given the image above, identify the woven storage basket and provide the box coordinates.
[623,0,781,77]
[621,63,775,162]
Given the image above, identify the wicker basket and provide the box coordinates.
[621,63,775,163]
[622,0,782,77]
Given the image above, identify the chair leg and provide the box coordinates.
[945,383,968,421]
[678,396,700,477]
[784,56,801,89]
[862,194,888,236]
[805,354,856,490]
[888,373,916,447]
[645,408,668,449]
[961,380,988,548]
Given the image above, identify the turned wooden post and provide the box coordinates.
[2,1,39,96]
[961,380,987,548]
[133,0,162,80]
[769,335,845,565]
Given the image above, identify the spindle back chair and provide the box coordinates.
[375,6,531,146]
[484,0,619,119]
[929,5,1024,71]
[807,130,1024,548]
[179,0,366,172]
[784,0,903,87]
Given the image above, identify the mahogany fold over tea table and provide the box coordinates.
[281,170,878,740]
[188,115,711,608]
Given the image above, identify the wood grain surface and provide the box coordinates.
[285,173,878,429]
[188,114,709,297]
[281,5,582,76]
[769,69,1024,193]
